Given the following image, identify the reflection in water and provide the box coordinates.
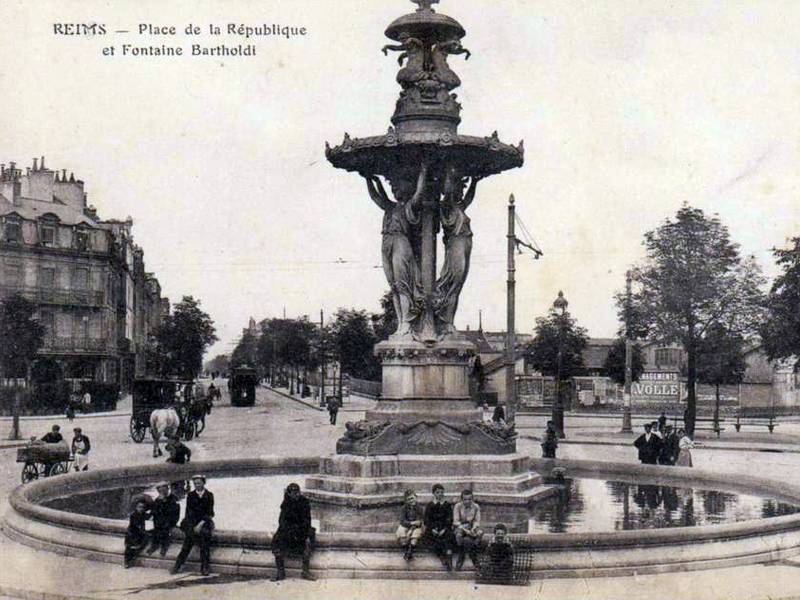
[43,476,800,535]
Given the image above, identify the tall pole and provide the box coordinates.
[552,291,568,439]
[506,194,517,425]
[621,270,633,433]
[319,309,326,407]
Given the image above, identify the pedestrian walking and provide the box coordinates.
[541,420,558,459]
[171,475,215,576]
[71,427,90,471]
[146,482,180,557]
[271,482,316,581]
[326,396,340,425]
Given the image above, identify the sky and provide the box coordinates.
[2,0,799,360]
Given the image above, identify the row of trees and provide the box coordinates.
[526,205,800,437]
[229,293,398,392]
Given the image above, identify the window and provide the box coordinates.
[39,267,56,288]
[40,311,55,336]
[4,219,21,243]
[75,229,89,251]
[4,263,22,286]
[40,224,56,247]
[73,268,89,289]
[655,348,681,367]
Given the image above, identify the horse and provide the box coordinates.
[149,407,180,458]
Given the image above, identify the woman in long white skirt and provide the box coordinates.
[676,428,693,467]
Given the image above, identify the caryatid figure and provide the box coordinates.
[434,167,480,335]
[365,164,428,336]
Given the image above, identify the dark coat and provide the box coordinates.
[486,540,514,577]
[167,443,192,464]
[634,432,662,464]
[71,435,91,455]
[424,500,453,533]
[125,510,150,546]
[41,432,63,443]
[659,433,679,465]
[152,494,180,530]
[272,494,314,554]
[180,490,214,531]
[399,503,424,528]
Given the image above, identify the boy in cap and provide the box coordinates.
[171,475,214,576]
[71,427,91,471]
[147,482,180,557]
[124,499,151,568]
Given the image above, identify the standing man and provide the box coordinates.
[658,411,667,433]
[326,395,340,425]
[541,420,558,459]
[659,425,678,466]
[271,483,316,581]
[633,423,662,465]
[71,427,91,471]
[171,475,214,576]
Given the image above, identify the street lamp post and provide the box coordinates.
[621,270,633,433]
[552,290,568,439]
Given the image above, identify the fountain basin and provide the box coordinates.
[5,457,800,580]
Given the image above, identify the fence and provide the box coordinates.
[349,377,381,399]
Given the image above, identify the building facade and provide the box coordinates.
[0,158,167,392]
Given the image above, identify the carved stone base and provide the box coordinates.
[304,453,556,508]
[337,419,516,455]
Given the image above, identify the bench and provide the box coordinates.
[694,418,725,438]
[734,414,777,433]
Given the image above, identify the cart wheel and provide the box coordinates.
[49,462,67,476]
[195,418,205,436]
[21,463,38,484]
[130,417,147,443]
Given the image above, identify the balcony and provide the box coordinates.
[0,285,106,308]
[41,336,114,355]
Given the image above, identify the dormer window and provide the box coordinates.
[40,223,56,246]
[4,217,21,243]
[75,228,90,251]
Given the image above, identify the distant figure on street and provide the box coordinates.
[634,423,662,465]
[491,405,506,426]
[658,412,667,433]
[271,482,316,581]
[396,489,424,561]
[147,482,180,557]
[82,390,92,410]
[326,396,340,425]
[424,483,455,571]
[124,499,151,568]
[650,420,662,438]
[71,427,91,471]
[676,428,694,467]
[165,436,192,464]
[171,475,214,576]
[541,420,558,459]
[659,425,678,465]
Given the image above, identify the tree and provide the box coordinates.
[626,205,765,435]
[0,294,46,439]
[371,290,398,343]
[761,237,800,372]
[204,354,230,376]
[231,331,258,368]
[696,322,747,430]
[603,338,646,387]
[526,305,589,392]
[152,296,217,380]
[329,309,381,381]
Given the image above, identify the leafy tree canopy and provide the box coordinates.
[603,337,646,387]
[526,304,588,380]
[761,237,800,371]
[150,296,217,379]
[0,294,45,378]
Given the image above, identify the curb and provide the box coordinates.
[0,584,113,600]
[264,387,325,412]
[0,411,131,422]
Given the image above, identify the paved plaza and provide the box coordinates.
[3,385,800,599]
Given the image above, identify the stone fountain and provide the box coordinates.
[307,0,547,507]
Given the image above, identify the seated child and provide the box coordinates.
[124,499,151,568]
[423,483,455,571]
[484,522,515,582]
[395,490,424,561]
[453,489,483,570]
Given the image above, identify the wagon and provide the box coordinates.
[230,366,258,407]
[130,379,192,443]
[17,441,72,484]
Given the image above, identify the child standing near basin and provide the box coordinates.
[396,489,424,561]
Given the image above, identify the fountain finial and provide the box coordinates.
[411,0,439,12]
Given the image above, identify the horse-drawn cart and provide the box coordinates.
[130,379,193,443]
[17,441,72,483]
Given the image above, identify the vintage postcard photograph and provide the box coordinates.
[1,1,799,599]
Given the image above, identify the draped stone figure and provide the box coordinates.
[365,164,428,336]
[434,168,479,335]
